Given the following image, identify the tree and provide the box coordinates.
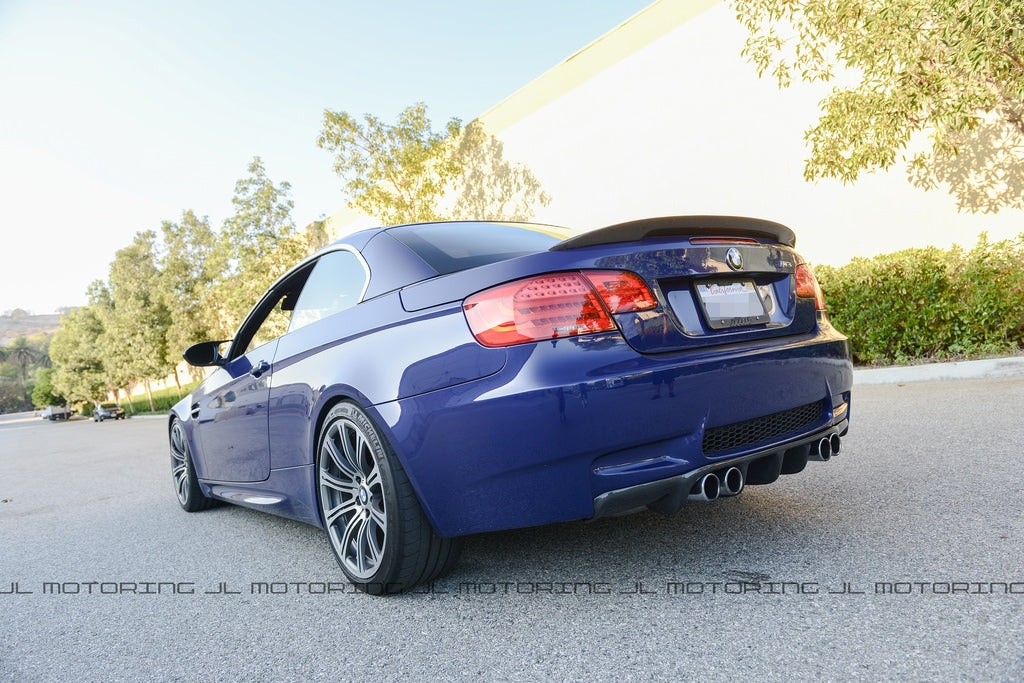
[318,102,550,225]
[208,157,301,337]
[159,210,217,381]
[50,304,108,404]
[7,336,35,385]
[217,157,297,269]
[731,0,1024,212]
[0,382,27,413]
[31,368,65,407]
[105,231,172,411]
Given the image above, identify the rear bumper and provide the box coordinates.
[376,323,852,537]
[592,417,849,518]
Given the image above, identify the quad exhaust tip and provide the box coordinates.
[813,433,842,461]
[688,466,746,502]
[688,473,720,502]
[688,434,840,505]
[720,466,744,497]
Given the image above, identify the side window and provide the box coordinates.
[244,298,293,355]
[235,265,313,358]
[288,250,367,333]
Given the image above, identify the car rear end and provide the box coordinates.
[383,217,852,537]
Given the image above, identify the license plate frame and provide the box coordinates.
[694,280,770,330]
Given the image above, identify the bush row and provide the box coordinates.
[75,380,202,418]
[816,233,1024,365]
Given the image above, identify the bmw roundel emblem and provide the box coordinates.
[726,247,743,270]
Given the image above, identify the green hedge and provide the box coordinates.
[816,233,1024,365]
[124,381,203,415]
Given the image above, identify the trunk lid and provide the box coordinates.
[551,216,817,355]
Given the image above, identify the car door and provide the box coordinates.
[192,266,311,482]
[265,248,370,469]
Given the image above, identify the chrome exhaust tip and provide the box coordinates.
[815,437,832,461]
[719,466,744,496]
[688,473,720,502]
[829,433,842,456]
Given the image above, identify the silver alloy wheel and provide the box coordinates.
[170,421,191,506]
[319,415,387,580]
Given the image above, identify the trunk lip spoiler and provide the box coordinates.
[551,215,797,251]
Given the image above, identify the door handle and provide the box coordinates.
[250,360,270,378]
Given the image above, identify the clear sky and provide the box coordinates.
[0,0,653,315]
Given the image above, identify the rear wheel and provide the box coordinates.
[169,419,216,512]
[317,402,461,594]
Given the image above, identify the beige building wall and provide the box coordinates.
[478,0,1023,266]
[328,0,1022,267]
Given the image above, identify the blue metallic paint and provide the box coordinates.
[170,219,853,541]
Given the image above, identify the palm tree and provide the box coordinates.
[8,337,36,384]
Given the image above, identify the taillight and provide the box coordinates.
[795,263,825,311]
[464,271,657,348]
[582,271,658,313]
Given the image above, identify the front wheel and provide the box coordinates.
[317,402,461,594]
[169,419,216,512]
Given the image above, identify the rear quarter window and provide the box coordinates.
[387,222,570,275]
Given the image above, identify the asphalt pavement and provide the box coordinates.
[2,366,1023,680]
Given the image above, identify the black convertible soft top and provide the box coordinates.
[551,215,797,250]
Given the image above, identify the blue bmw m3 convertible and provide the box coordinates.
[170,216,852,593]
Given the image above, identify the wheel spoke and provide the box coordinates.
[341,513,368,572]
[171,425,183,453]
[364,516,384,565]
[367,501,387,531]
[324,499,358,528]
[364,465,381,491]
[319,470,358,497]
[340,424,366,477]
[324,433,358,480]
[355,517,371,571]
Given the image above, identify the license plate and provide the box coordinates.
[695,281,769,330]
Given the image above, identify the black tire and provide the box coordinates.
[169,418,216,512]
[317,402,462,594]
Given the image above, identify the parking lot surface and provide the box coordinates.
[2,378,1023,680]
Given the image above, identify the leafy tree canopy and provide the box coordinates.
[48,157,320,406]
[318,102,550,225]
[31,367,64,407]
[49,305,107,404]
[159,210,217,370]
[208,157,305,337]
[732,0,1024,212]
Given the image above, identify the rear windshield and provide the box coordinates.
[387,222,571,275]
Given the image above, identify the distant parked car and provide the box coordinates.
[41,405,72,421]
[94,403,126,422]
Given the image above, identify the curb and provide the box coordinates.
[853,356,1024,386]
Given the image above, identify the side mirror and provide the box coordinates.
[182,340,230,367]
